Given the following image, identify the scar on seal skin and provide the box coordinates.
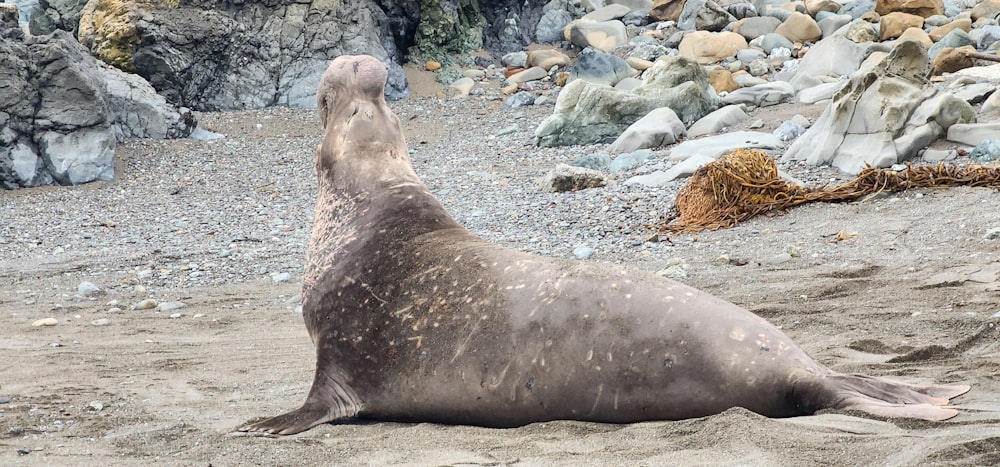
[239,55,970,436]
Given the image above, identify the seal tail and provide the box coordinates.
[824,374,970,421]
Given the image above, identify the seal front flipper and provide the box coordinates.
[240,367,363,435]
[819,374,971,421]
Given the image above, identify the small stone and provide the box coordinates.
[271,272,292,283]
[984,228,1000,240]
[573,246,596,260]
[133,285,147,295]
[495,124,520,136]
[193,313,205,318]
[157,301,187,312]
[132,299,158,310]
[9,427,21,436]
[539,164,607,192]
[786,245,801,257]
[657,259,688,280]
[88,401,104,411]
[425,61,442,71]
[91,318,110,326]
[77,281,100,297]
[0,396,9,404]
[32,318,58,327]
[169,313,182,319]
[107,307,123,314]
[767,253,793,264]
[17,447,29,455]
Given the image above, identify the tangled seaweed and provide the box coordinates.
[658,149,1000,234]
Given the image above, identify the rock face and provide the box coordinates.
[1,30,194,189]
[535,56,718,147]
[782,41,975,174]
[28,0,86,35]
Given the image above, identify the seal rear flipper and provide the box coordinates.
[240,368,363,435]
[824,374,970,421]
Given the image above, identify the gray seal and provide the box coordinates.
[240,55,969,435]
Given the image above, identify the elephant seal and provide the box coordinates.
[239,55,969,435]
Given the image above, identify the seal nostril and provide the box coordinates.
[353,61,359,73]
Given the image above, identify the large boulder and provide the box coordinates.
[28,0,87,35]
[782,40,975,174]
[535,56,718,147]
[0,30,194,189]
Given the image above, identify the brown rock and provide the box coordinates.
[879,12,924,41]
[504,66,524,79]
[527,49,571,70]
[564,20,628,51]
[875,0,943,18]
[775,12,822,43]
[650,0,686,21]
[555,71,570,87]
[709,69,740,93]
[860,11,880,22]
[929,18,972,42]
[425,61,442,72]
[678,31,748,64]
[805,0,842,16]
[898,27,932,49]
[627,57,654,71]
[933,45,977,75]
[846,20,878,42]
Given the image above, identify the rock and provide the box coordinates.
[732,16,783,40]
[565,19,628,51]
[527,49,571,70]
[132,299,158,310]
[775,12,823,43]
[615,77,644,91]
[506,91,537,108]
[28,0,86,36]
[928,29,974,60]
[983,90,1000,113]
[91,318,110,326]
[756,32,795,54]
[875,0,943,17]
[929,18,971,42]
[879,12,925,41]
[898,27,932,49]
[976,26,1000,51]
[845,19,878,42]
[985,227,1000,240]
[584,4,632,21]
[535,56,717,146]
[969,140,1000,162]
[573,246,596,260]
[688,104,750,136]
[670,131,783,160]
[568,47,634,86]
[627,153,718,185]
[795,29,876,77]
[157,301,187,312]
[507,66,549,84]
[797,81,844,104]
[773,120,806,140]
[807,0,844,16]
[77,281,100,297]
[651,0,685,21]
[539,164,608,192]
[721,82,795,106]
[608,107,687,153]
[921,148,956,162]
[425,61,442,72]
[817,14,852,38]
[933,46,977,75]
[536,9,573,43]
[747,58,772,77]
[502,51,529,68]
[450,77,476,97]
[679,0,736,32]
[1,30,195,189]
[656,259,689,279]
[571,152,613,170]
[609,150,657,172]
[970,0,1000,21]
[32,318,58,327]
[709,69,740,93]
[271,272,292,283]
[678,31,748,63]
[783,40,975,174]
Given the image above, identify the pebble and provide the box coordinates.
[91,318,110,326]
[132,299,158,310]
[31,318,58,327]
[88,401,105,411]
[495,124,520,136]
[984,228,1000,240]
[271,272,292,283]
[0,396,9,404]
[17,447,29,455]
[157,301,187,312]
[169,313,183,319]
[573,246,596,260]
[108,307,123,313]
[77,281,100,297]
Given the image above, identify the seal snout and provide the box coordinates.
[326,55,388,100]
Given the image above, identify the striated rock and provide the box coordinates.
[28,0,87,36]
[797,81,844,103]
[875,0,943,17]
[775,12,823,43]
[795,28,877,77]
[934,45,976,75]
[783,40,975,174]
[721,82,795,106]
[1,30,194,189]
[539,164,607,192]
[535,56,717,146]
[678,30,748,63]
[565,19,628,51]
[898,27,932,49]
[879,12,924,41]
[607,107,687,153]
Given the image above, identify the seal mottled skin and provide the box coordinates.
[239,55,969,436]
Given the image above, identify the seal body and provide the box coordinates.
[240,55,968,435]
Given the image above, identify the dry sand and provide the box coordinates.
[2,70,1000,465]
